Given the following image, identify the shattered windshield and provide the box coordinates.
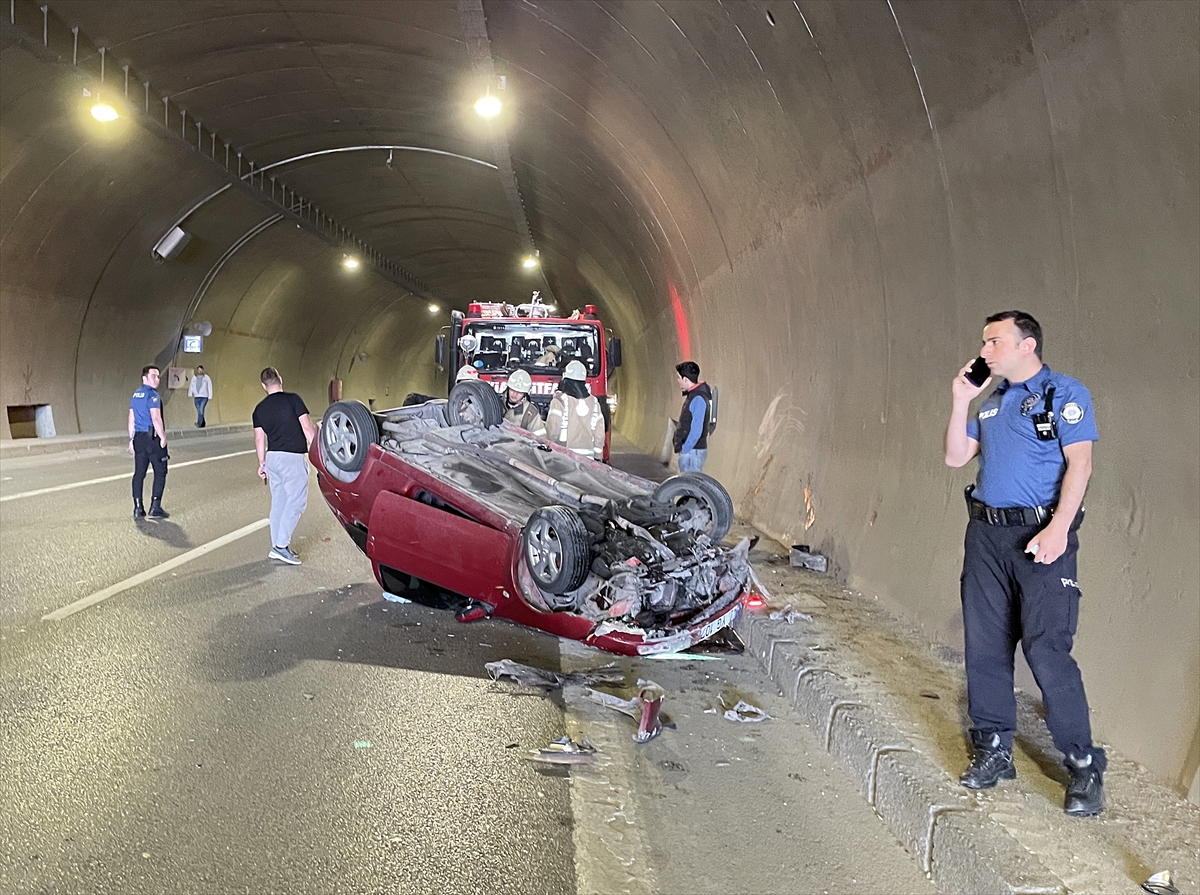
[463,322,601,376]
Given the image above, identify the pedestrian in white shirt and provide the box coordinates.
[188,365,213,428]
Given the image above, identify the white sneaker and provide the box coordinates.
[269,546,301,565]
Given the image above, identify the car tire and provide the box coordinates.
[447,379,505,428]
[319,400,379,483]
[522,506,591,596]
[653,473,735,541]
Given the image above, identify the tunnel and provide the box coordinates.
[1,0,1196,804]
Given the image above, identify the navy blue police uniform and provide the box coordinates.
[962,364,1105,769]
[130,384,168,505]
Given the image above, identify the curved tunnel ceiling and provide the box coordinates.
[1,1,1197,800]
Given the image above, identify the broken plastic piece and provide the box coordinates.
[486,658,623,690]
[455,601,492,623]
[381,591,411,603]
[1142,871,1179,895]
[722,700,770,723]
[527,736,597,765]
[789,547,828,572]
[586,681,666,743]
[768,605,813,624]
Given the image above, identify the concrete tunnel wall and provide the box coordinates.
[0,2,1196,800]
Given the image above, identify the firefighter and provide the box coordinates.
[455,365,479,382]
[547,360,603,459]
[502,368,547,436]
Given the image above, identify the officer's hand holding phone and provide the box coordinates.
[953,356,992,400]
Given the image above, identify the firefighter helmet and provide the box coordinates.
[563,360,587,381]
[455,365,479,382]
[505,369,533,393]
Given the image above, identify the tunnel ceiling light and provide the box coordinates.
[521,255,539,270]
[428,303,440,314]
[91,101,119,122]
[474,93,502,118]
[342,255,361,270]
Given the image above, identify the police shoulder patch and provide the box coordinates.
[1061,402,1085,424]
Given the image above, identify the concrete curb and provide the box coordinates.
[0,424,252,458]
[736,613,1069,895]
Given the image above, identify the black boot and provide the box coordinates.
[148,498,170,519]
[1064,754,1104,816]
[960,733,1016,789]
[133,498,146,519]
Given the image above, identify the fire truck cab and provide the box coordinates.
[435,293,622,460]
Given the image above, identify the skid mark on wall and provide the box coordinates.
[755,391,806,459]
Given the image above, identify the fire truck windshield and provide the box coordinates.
[461,322,601,376]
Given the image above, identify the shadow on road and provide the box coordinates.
[193,580,570,685]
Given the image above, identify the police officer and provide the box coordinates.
[944,310,1104,817]
[501,368,547,436]
[127,364,169,519]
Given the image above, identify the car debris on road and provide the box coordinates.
[585,680,666,743]
[527,736,598,765]
[486,658,624,690]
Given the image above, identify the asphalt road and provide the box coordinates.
[0,434,936,894]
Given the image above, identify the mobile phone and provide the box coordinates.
[965,356,991,388]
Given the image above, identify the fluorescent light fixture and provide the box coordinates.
[342,255,361,270]
[91,102,118,122]
[474,94,502,118]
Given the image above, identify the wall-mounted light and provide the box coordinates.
[521,254,539,270]
[342,255,361,270]
[428,303,440,314]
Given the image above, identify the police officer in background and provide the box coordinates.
[944,310,1105,817]
[127,364,169,519]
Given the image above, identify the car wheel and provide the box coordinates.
[319,400,378,482]
[652,473,735,541]
[447,379,505,428]
[522,506,591,595]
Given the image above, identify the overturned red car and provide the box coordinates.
[310,380,751,656]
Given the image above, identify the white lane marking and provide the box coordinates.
[42,518,270,622]
[1,449,256,502]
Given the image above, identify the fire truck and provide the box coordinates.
[435,293,622,460]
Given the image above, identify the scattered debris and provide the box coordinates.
[769,605,813,624]
[789,545,828,573]
[685,627,745,655]
[1142,871,1179,895]
[486,659,624,690]
[353,740,372,749]
[919,692,941,700]
[381,591,411,603]
[527,736,597,765]
[722,700,770,723]
[648,651,722,662]
[586,681,666,743]
[747,565,774,601]
[302,692,315,700]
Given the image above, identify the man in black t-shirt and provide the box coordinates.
[253,367,316,565]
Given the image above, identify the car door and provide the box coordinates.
[366,490,515,602]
